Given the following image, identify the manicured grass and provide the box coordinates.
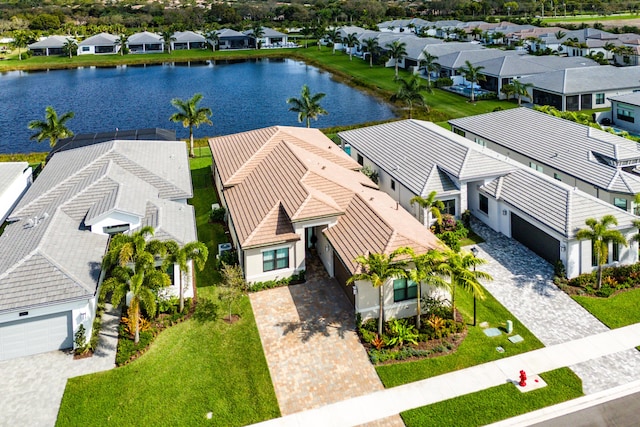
[573,288,640,328]
[56,151,279,426]
[376,285,543,387]
[401,368,583,427]
[544,13,640,23]
[0,152,47,163]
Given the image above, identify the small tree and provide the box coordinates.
[169,93,213,157]
[160,30,176,53]
[458,60,486,102]
[419,51,440,88]
[512,79,533,106]
[250,23,265,49]
[219,263,247,322]
[362,37,379,68]
[115,33,128,56]
[63,38,77,59]
[325,27,342,54]
[385,40,407,79]
[391,76,428,119]
[11,30,33,60]
[205,29,219,51]
[410,191,445,226]
[344,32,359,60]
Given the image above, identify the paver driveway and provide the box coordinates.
[250,256,404,427]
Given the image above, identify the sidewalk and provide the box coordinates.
[250,323,640,427]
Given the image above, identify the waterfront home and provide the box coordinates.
[78,32,118,55]
[171,31,207,50]
[243,27,288,48]
[609,92,640,135]
[0,137,195,361]
[28,35,70,56]
[339,119,639,279]
[215,28,250,49]
[128,31,163,53]
[0,162,32,224]
[209,126,441,320]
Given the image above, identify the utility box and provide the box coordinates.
[506,320,513,334]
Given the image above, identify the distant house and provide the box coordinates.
[216,28,250,50]
[78,32,119,55]
[0,162,32,224]
[339,119,639,279]
[171,31,207,50]
[243,27,288,48]
[128,31,163,53]
[609,92,640,134]
[28,35,70,56]
[519,65,640,111]
[209,126,441,321]
[0,137,195,361]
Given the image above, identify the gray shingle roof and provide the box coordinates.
[449,108,640,194]
[173,31,206,43]
[338,120,516,196]
[128,31,162,44]
[519,65,640,94]
[217,29,246,38]
[437,49,514,70]
[78,32,117,46]
[473,54,596,77]
[609,92,640,107]
[28,35,70,49]
[0,162,28,197]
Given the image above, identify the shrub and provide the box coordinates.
[421,294,452,319]
[217,249,239,267]
[116,330,154,366]
[157,296,180,315]
[596,285,615,298]
[434,77,453,88]
[361,165,378,184]
[74,324,89,355]
[461,210,471,228]
[209,206,226,222]
[554,260,567,279]
[385,319,419,347]
[193,298,219,322]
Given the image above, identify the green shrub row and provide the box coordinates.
[369,341,454,364]
[563,262,640,297]
[248,270,306,292]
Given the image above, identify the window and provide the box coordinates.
[263,248,289,272]
[595,93,605,105]
[391,180,396,191]
[614,197,628,210]
[554,173,561,181]
[529,162,543,173]
[102,224,130,235]
[612,243,620,262]
[474,137,486,147]
[442,199,456,216]
[592,241,598,267]
[479,194,488,215]
[393,278,417,302]
[357,154,364,166]
[82,46,90,52]
[617,107,635,123]
[453,128,466,137]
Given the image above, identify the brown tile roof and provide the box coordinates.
[210,126,441,268]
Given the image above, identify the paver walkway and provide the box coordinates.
[471,219,640,394]
[0,303,120,427]
[250,255,403,427]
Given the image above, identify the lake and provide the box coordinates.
[0,58,395,154]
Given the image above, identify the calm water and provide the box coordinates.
[0,58,395,154]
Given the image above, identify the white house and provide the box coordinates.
[209,126,443,321]
[171,31,207,50]
[128,31,163,53]
[243,27,288,48]
[78,32,119,55]
[609,92,640,135]
[28,35,71,56]
[0,162,32,224]
[0,137,196,361]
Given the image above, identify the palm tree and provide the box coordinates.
[362,37,379,68]
[250,23,265,49]
[165,241,209,312]
[115,33,128,56]
[386,40,407,79]
[343,32,359,60]
[28,106,74,148]
[492,31,505,45]
[169,93,213,157]
[512,79,533,106]
[403,249,447,329]
[205,29,219,51]
[410,191,445,226]
[458,60,486,102]
[471,27,483,41]
[419,50,440,88]
[576,215,628,289]
[554,30,567,40]
[325,27,342,54]
[286,84,328,128]
[347,249,409,336]
[11,30,33,60]
[102,226,169,271]
[62,38,77,59]
[390,76,428,119]
[160,30,176,53]
[439,249,491,317]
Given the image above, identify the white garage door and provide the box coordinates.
[0,312,73,360]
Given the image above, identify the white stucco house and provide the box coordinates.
[78,32,119,55]
[0,136,196,361]
[128,31,163,53]
[609,92,640,135]
[209,126,443,321]
[28,35,71,56]
[0,162,32,224]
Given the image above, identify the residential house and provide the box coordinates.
[28,35,70,56]
[209,126,442,321]
[78,32,119,55]
[378,18,431,34]
[339,119,638,279]
[449,107,640,212]
[609,92,640,135]
[243,27,288,48]
[0,137,196,361]
[128,31,163,53]
[171,31,207,50]
[216,29,250,50]
[0,162,32,224]
[518,65,640,111]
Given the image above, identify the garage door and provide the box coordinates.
[0,312,73,361]
[511,213,560,265]
[333,252,355,307]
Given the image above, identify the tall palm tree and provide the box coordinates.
[511,79,533,106]
[347,249,409,336]
[62,38,77,59]
[205,29,219,51]
[390,76,428,119]
[250,23,265,49]
[28,106,74,148]
[115,33,128,56]
[471,27,483,41]
[410,191,445,226]
[362,37,379,68]
[11,30,33,60]
[325,27,342,54]
[439,249,491,317]
[169,93,213,157]
[419,50,440,88]
[343,32,359,60]
[385,40,407,79]
[403,248,447,329]
[458,60,486,102]
[576,215,628,289]
[286,84,328,128]
[165,241,209,312]
[160,30,176,53]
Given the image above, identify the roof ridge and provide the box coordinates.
[225,128,283,186]
[495,175,505,198]
[565,188,572,234]
[243,201,281,246]
[39,249,95,294]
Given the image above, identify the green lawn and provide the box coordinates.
[401,368,583,427]
[544,13,640,23]
[377,284,543,388]
[573,288,640,329]
[56,150,279,426]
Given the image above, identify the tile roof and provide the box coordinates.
[449,108,640,194]
[28,35,70,49]
[609,92,640,107]
[437,49,515,70]
[209,126,441,268]
[217,28,246,38]
[173,31,206,43]
[473,54,596,77]
[0,139,194,313]
[79,32,117,46]
[0,162,28,197]
[518,65,640,94]
[128,31,162,44]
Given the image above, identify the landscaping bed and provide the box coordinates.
[558,262,640,298]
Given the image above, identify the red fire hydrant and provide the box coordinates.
[519,370,527,387]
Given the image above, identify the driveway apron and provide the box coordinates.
[250,255,404,427]
[471,219,640,394]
